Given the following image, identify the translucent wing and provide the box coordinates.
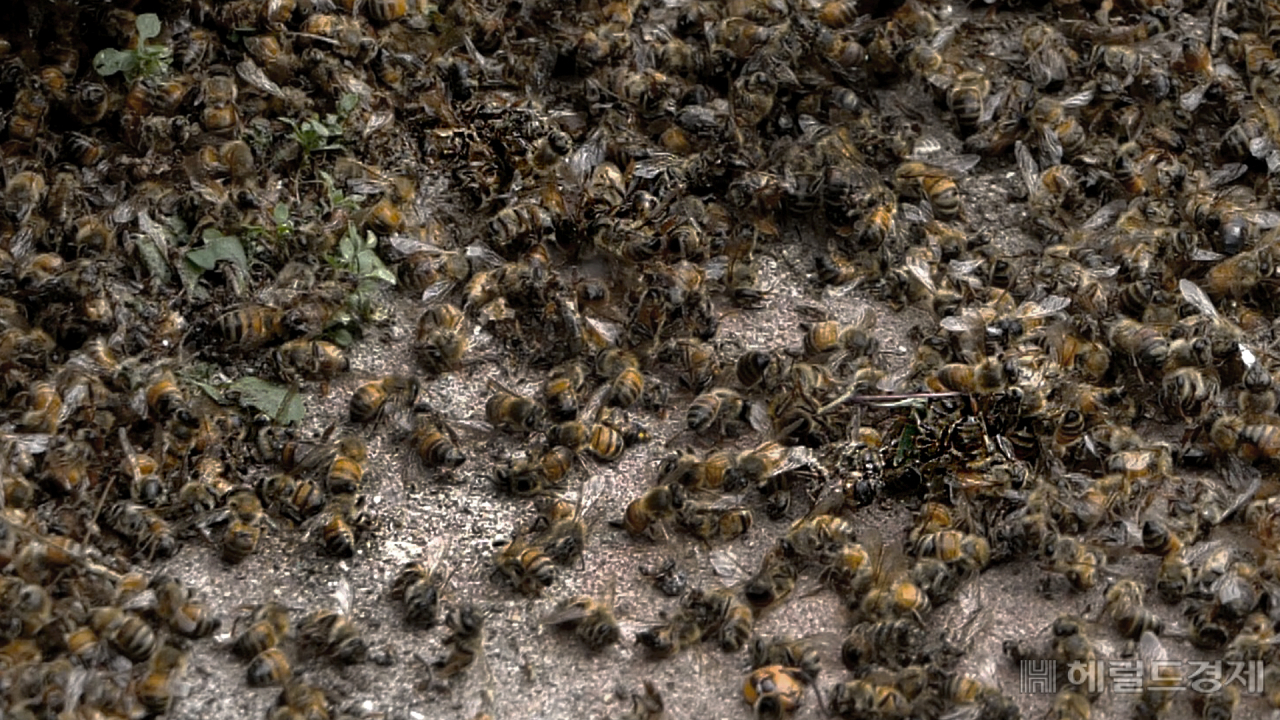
[1178,279,1220,318]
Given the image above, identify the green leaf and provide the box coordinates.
[93,48,134,77]
[176,258,210,302]
[187,378,225,403]
[227,377,305,425]
[339,92,359,115]
[355,251,397,285]
[134,235,170,282]
[329,328,354,348]
[186,233,248,272]
[273,203,291,226]
[136,13,162,41]
[337,233,355,261]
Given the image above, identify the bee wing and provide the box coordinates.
[902,254,937,293]
[1178,279,1220,319]
[1061,87,1095,108]
[709,548,751,585]
[0,432,51,455]
[579,475,606,518]
[704,256,729,282]
[912,136,945,156]
[121,587,157,612]
[939,308,984,334]
[567,130,606,186]
[1207,162,1250,189]
[1014,141,1038,197]
[330,578,354,615]
[1243,209,1280,229]
[935,153,982,176]
[1038,128,1064,167]
[117,427,141,482]
[540,602,592,626]
[1081,199,1126,232]
[1016,294,1071,320]
[236,59,284,98]
[978,85,1006,124]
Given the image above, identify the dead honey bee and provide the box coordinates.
[619,482,686,540]
[151,575,221,639]
[541,578,620,652]
[893,154,980,220]
[543,362,588,422]
[274,339,349,382]
[234,602,291,660]
[300,580,368,665]
[435,603,485,678]
[1103,578,1163,639]
[392,539,451,627]
[635,606,704,658]
[743,664,806,719]
[493,536,557,596]
[411,412,466,470]
[676,501,753,545]
[485,380,546,433]
[415,302,468,375]
[349,375,419,424]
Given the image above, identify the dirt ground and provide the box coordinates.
[157,167,1230,720]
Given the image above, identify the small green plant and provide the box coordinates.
[93,14,171,83]
[282,94,360,161]
[319,171,365,214]
[324,223,397,346]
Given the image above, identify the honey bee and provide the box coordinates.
[1240,358,1279,423]
[136,643,188,714]
[1161,367,1219,420]
[494,536,557,596]
[619,481,687,540]
[735,349,783,391]
[152,575,220,639]
[686,387,758,436]
[485,381,546,433]
[104,501,178,560]
[301,580,368,665]
[1044,536,1106,591]
[1028,88,1094,164]
[751,635,829,687]
[543,363,588,422]
[800,307,879,367]
[743,664,806,719]
[349,375,419,425]
[911,530,991,577]
[1108,318,1170,370]
[541,579,620,651]
[1191,685,1240,720]
[90,606,157,663]
[1103,578,1162,639]
[829,673,913,719]
[1050,689,1091,720]
[436,603,485,678]
[893,154,980,220]
[635,606,704,658]
[217,304,286,349]
[740,546,799,612]
[248,647,293,687]
[676,501,753,545]
[595,348,644,409]
[415,302,469,375]
[234,602,291,659]
[221,488,270,563]
[948,71,991,135]
[841,618,924,670]
[392,540,451,627]
[314,492,371,558]
[412,414,466,470]
[583,421,627,462]
[274,339,349,382]
[494,444,576,496]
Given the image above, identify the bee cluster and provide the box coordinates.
[9,0,1280,717]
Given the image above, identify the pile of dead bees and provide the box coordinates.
[7,0,1280,717]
